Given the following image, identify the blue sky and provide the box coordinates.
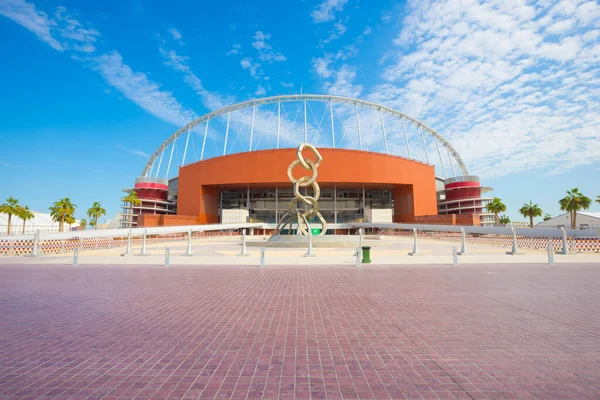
[1,0,599,223]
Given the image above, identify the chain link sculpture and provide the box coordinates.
[273,143,328,236]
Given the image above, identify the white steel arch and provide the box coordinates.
[142,94,469,177]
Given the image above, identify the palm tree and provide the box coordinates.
[499,215,510,226]
[543,213,552,221]
[90,220,97,229]
[559,188,592,229]
[121,191,141,228]
[87,202,107,230]
[17,206,34,234]
[49,198,77,233]
[65,215,76,231]
[80,218,87,230]
[0,197,20,235]
[485,197,506,226]
[596,195,600,205]
[520,200,543,228]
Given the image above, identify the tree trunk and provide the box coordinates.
[130,204,133,229]
[59,217,64,233]
[570,210,574,229]
[22,219,26,234]
[7,214,12,235]
[94,216,98,230]
[529,215,533,228]
[573,210,577,229]
[495,212,499,227]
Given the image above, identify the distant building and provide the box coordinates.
[510,221,531,228]
[536,212,600,229]
[436,175,495,226]
[100,213,125,230]
[0,211,79,235]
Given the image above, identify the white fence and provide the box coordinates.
[0,223,262,256]
[0,222,598,256]
[0,224,79,236]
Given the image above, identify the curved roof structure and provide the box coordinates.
[141,94,469,179]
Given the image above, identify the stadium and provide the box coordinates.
[121,95,494,231]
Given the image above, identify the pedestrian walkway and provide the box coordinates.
[1,263,600,399]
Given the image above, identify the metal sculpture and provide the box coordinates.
[273,143,328,236]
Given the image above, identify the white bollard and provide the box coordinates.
[165,248,170,266]
[547,245,554,265]
[73,248,79,266]
[121,230,133,256]
[408,228,420,256]
[559,227,569,255]
[137,229,151,256]
[458,228,468,255]
[304,233,316,257]
[452,246,458,265]
[260,247,265,268]
[355,247,361,267]
[238,229,250,256]
[184,229,193,256]
[30,229,40,257]
[506,227,523,255]
[359,228,364,249]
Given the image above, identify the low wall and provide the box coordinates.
[414,214,480,226]
[138,214,202,227]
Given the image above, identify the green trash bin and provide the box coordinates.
[361,246,371,264]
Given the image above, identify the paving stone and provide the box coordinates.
[1,264,600,399]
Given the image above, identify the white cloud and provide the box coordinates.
[321,20,348,45]
[546,18,576,34]
[54,6,100,52]
[116,145,149,158]
[323,65,362,97]
[334,44,357,60]
[159,44,229,110]
[0,160,17,168]
[251,31,286,62]
[362,26,372,35]
[252,31,270,50]
[96,51,197,127]
[537,36,582,60]
[0,0,62,50]
[312,55,334,78]
[254,84,266,96]
[311,0,349,23]
[0,0,100,52]
[373,0,600,178]
[240,57,262,79]
[226,44,241,55]
[2,0,198,130]
[281,82,294,88]
[168,28,182,41]
[582,29,600,42]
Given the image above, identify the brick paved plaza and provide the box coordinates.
[1,264,600,399]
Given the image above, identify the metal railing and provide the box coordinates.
[135,177,169,186]
[0,225,78,236]
[0,223,262,256]
[0,221,598,256]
